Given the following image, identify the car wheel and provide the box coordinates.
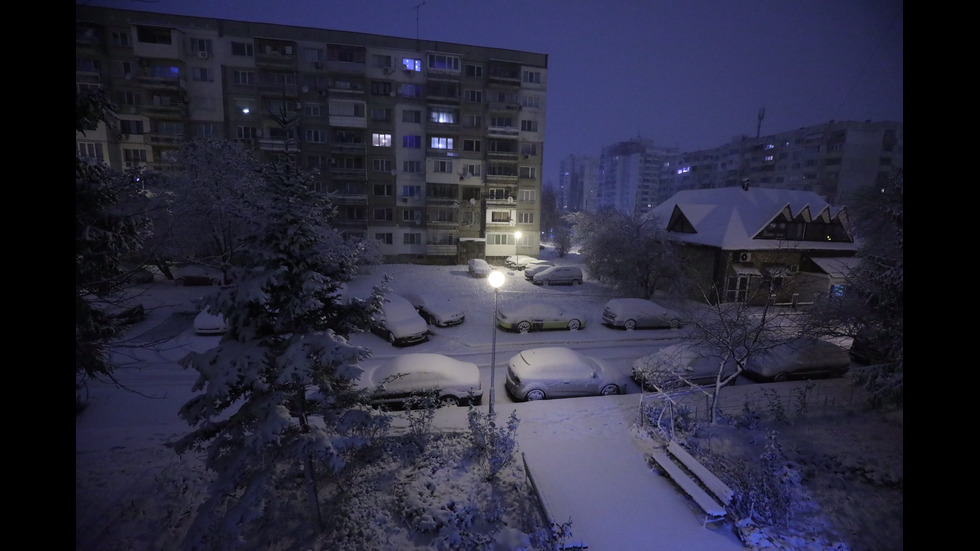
[567,319,581,330]
[525,389,546,401]
[209,277,222,286]
[669,318,681,329]
[575,279,583,285]
[773,372,790,383]
[600,384,620,396]
[387,331,397,344]
[175,278,186,286]
[517,321,532,333]
[624,319,636,330]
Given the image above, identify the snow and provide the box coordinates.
[76,250,901,550]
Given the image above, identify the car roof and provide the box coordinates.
[512,347,595,375]
[367,353,477,385]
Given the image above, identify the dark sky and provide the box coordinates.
[79,0,903,185]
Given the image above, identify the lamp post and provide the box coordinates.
[487,269,505,416]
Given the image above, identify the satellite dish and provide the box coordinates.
[469,198,476,205]
[509,219,516,226]
[301,85,310,93]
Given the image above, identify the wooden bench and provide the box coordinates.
[649,441,735,526]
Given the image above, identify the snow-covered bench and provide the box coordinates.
[649,440,735,526]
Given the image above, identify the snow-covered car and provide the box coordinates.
[505,347,629,401]
[522,260,557,279]
[630,343,737,390]
[468,258,492,277]
[357,353,483,408]
[495,301,587,333]
[531,265,584,286]
[401,291,465,327]
[174,264,223,286]
[504,255,540,270]
[371,294,429,346]
[742,338,851,383]
[602,298,682,330]
[193,305,228,335]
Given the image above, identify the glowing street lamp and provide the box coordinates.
[487,269,505,416]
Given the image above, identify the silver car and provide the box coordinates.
[742,338,851,382]
[531,266,584,286]
[602,298,682,330]
[371,295,429,346]
[401,291,465,327]
[505,347,628,401]
[358,353,483,408]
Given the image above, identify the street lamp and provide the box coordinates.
[487,269,505,416]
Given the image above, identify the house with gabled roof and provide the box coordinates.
[648,184,859,305]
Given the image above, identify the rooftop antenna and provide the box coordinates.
[756,107,765,138]
[414,1,426,50]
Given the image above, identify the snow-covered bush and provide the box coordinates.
[467,409,520,482]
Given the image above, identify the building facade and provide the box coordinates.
[76,6,548,264]
[596,138,678,216]
[556,154,598,213]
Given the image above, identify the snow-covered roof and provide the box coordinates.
[810,256,863,278]
[649,186,858,252]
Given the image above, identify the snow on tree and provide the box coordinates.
[169,160,389,549]
[75,89,151,404]
[565,208,679,298]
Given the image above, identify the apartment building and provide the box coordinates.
[556,154,599,213]
[75,6,547,264]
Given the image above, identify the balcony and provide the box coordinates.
[426,244,458,257]
[486,126,519,138]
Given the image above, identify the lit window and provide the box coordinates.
[372,133,392,147]
[430,137,453,150]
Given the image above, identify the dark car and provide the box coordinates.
[742,338,851,383]
[174,265,223,286]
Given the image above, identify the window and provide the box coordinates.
[157,121,183,135]
[522,70,541,84]
[487,233,515,246]
[371,107,392,122]
[487,188,508,200]
[521,120,538,132]
[428,183,457,199]
[403,135,422,148]
[375,233,393,245]
[123,148,147,163]
[306,129,327,143]
[490,116,513,127]
[136,26,172,44]
[191,67,213,82]
[119,120,144,134]
[463,115,482,128]
[190,38,213,56]
[304,104,323,117]
[398,83,422,98]
[520,189,535,202]
[518,212,534,224]
[197,123,218,138]
[430,137,453,150]
[304,47,324,64]
[111,31,131,47]
[427,53,460,72]
[491,211,510,223]
[307,154,329,170]
[432,160,453,173]
[521,95,541,109]
[117,90,139,107]
[329,100,365,117]
[374,183,393,196]
[464,64,483,78]
[402,58,421,71]
[403,160,422,173]
[237,126,258,140]
[402,184,422,198]
[372,54,392,69]
[464,89,483,103]
[372,133,392,147]
[231,41,254,57]
[402,209,422,223]
[428,81,459,98]
[372,159,393,172]
[429,108,457,124]
[373,208,393,221]
[371,81,392,96]
[402,109,421,123]
[463,163,482,176]
[77,142,104,161]
[233,70,254,85]
[77,58,101,72]
[463,139,481,152]
[520,143,538,156]
[519,166,537,179]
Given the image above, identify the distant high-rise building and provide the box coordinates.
[596,138,677,216]
[76,5,548,264]
[557,154,598,212]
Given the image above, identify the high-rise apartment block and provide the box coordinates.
[585,121,902,217]
[76,6,548,264]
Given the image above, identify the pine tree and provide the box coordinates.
[169,160,387,549]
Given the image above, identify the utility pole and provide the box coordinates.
[756,107,765,138]
[414,2,426,50]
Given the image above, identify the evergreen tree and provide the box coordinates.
[169,160,387,549]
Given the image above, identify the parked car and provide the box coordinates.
[357,353,483,409]
[371,294,429,346]
[505,347,629,401]
[504,255,539,270]
[468,258,492,278]
[602,298,682,330]
[401,291,465,327]
[523,260,557,279]
[119,264,154,284]
[496,301,587,333]
[742,338,851,382]
[193,305,228,335]
[174,264,223,286]
[531,265,584,286]
[630,343,737,390]
[849,325,893,365]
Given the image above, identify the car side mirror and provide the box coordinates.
[591,371,597,378]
